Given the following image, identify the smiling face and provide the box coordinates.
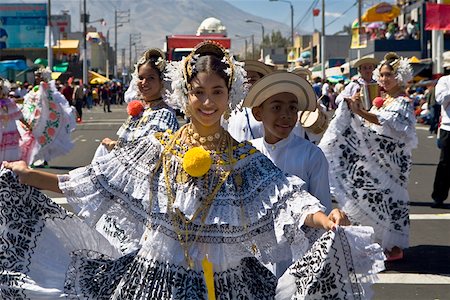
[359,63,376,82]
[378,65,399,93]
[137,63,163,102]
[187,71,229,134]
[252,92,299,144]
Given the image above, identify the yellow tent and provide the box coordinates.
[362,2,401,23]
[53,40,79,54]
[89,70,110,85]
[409,56,421,63]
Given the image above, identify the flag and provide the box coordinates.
[425,3,450,31]
[350,27,367,49]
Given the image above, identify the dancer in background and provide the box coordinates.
[319,52,417,261]
[94,48,179,159]
[19,67,76,167]
[0,77,30,162]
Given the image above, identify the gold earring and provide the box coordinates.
[223,108,231,120]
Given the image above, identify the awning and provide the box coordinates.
[89,70,110,85]
[53,40,80,54]
[0,60,28,77]
[362,2,400,23]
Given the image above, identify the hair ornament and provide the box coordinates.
[0,77,11,96]
[373,52,413,87]
[34,67,52,82]
[164,41,249,114]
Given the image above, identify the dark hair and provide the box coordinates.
[380,52,400,73]
[137,55,163,79]
[187,55,230,90]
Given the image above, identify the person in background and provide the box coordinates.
[72,79,84,123]
[0,77,30,162]
[85,85,93,109]
[335,56,378,107]
[426,81,440,134]
[95,48,179,157]
[62,80,74,106]
[319,52,417,261]
[320,79,331,110]
[100,84,111,112]
[431,75,450,208]
[312,76,322,97]
[19,67,76,167]
[223,59,273,142]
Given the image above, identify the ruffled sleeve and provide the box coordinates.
[59,133,163,223]
[376,96,418,148]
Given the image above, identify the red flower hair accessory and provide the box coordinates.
[127,100,144,117]
[372,96,384,109]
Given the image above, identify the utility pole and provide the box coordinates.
[129,33,141,72]
[432,0,444,75]
[357,0,362,59]
[251,34,255,59]
[321,0,326,80]
[82,0,87,85]
[47,0,53,70]
[114,9,130,78]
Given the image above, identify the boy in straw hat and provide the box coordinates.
[243,71,350,277]
[224,59,273,141]
[243,71,334,214]
[335,56,378,107]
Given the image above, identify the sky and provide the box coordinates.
[225,0,395,35]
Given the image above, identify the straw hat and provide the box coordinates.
[290,66,312,81]
[353,56,378,68]
[242,71,316,111]
[243,60,274,77]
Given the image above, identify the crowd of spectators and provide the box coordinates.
[366,18,420,41]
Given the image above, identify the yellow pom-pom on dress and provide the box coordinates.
[182,147,212,177]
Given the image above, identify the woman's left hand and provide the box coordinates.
[328,208,351,226]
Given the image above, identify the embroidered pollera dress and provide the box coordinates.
[0,97,23,161]
[19,81,76,164]
[92,101,179,161]
[319,96,417,251]
[0,129,385,299]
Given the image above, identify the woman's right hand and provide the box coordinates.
[101,138,117,152]
[3,161,31,184]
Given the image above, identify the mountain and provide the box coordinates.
[62,0,292,55]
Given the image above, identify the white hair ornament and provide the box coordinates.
[164,42,249,114]
[373,52,413,87]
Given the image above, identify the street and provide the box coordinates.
[41,104,450,300]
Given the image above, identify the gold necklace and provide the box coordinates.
[186,125,222,145]
[148,125,234,268]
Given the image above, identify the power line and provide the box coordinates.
[294,0,319,30]
[325,0,357,28]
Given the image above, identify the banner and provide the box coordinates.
[425,3,450,31]
[0,3,47,49]
[350,27,367,49]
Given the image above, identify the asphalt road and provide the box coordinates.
[41,104,450,299]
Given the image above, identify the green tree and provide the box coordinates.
[267,30,290,48]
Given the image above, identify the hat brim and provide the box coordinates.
[353,57,378,68]
[243,60,274,76]
[243,71,316,111]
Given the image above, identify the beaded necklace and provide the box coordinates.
[148,125,234,268]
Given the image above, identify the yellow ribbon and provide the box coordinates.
[202,255,216,300]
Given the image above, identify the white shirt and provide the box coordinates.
[435,75,450,131]
[224,107,264,142]
[251,132,332,213]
